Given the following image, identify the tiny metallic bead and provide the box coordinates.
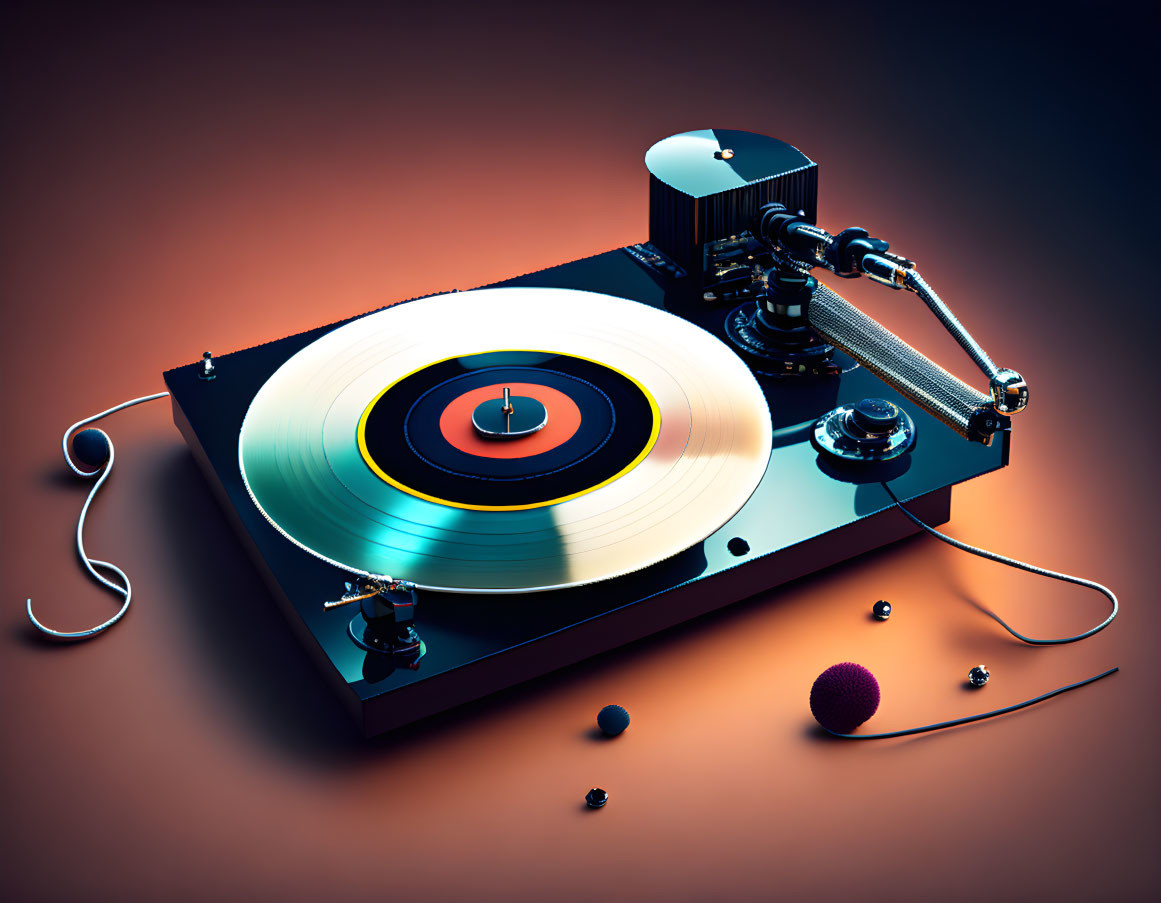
[872,600,891,621]
[968,665,990,688]
[585,788,609,809]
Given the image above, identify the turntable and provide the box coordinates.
[159,129,1021,736]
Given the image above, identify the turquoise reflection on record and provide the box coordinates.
[238,287,772,592]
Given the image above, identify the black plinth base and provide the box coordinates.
[164,245,1007,736]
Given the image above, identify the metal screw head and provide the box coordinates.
[585,788,609,808]
[968,665,990,688]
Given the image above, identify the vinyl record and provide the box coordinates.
[239,287,772,592]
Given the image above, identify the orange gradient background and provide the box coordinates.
[1,2,1158,901]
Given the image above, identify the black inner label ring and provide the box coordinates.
[358,351,659,509]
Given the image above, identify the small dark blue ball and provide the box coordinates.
[72,429,110,467]
[597,704,630,736]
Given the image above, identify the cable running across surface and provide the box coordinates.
[26,392,170,641]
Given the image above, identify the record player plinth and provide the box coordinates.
[165,247,1007,736]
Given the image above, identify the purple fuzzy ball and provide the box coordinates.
[810,663,881,734]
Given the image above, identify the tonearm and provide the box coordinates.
[753,203,1029,439]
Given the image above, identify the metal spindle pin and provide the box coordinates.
[500,386,514,432]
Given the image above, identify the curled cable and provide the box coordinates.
[819,484,1122,739]
[884,482,1118,644]
[27,392,169,641]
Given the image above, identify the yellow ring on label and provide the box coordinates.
[355,350,662,511]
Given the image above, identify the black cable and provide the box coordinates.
[823,484,1122,738]
[884,483,1118,645]
[825,667,1119,739]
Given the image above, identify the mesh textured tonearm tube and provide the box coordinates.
[807,282,998,441]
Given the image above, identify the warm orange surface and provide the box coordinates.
[1,4,1158,902]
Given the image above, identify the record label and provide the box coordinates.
[357,351,660,510]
